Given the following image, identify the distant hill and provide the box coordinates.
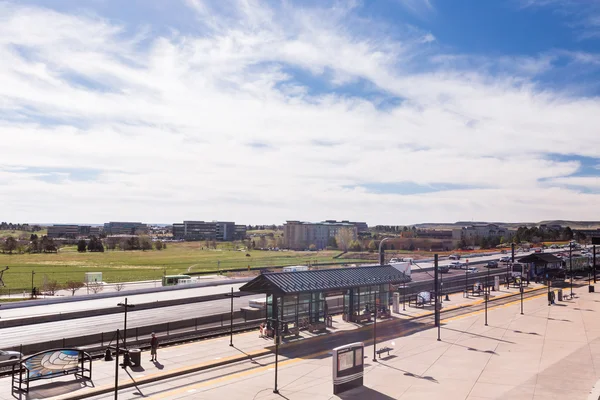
[414,221,600,230]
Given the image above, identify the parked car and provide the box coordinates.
[448,254,461,260]
[0,350,22,361]
[486,261,499,268]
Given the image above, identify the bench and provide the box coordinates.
[308,322,327,333]
[12,349,92,393]
[376,346,393,358]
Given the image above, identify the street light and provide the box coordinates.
[378,238,390,265]
[117,298,135,349]
[31,270,35,299]
[372,302,378,362]
[569,242,573,299]
[485,265,489,326]
[224,287,241,347]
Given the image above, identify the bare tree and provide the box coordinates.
[335,227,355,252]
[42,279,61,296]
[87,281,104,294]
[114,282,126,292]
[65,280,84,296]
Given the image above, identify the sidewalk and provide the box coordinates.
[98,284,600,400]
[0,283,548,400]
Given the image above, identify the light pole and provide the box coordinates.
[569,242,573,299]
[114,329,120,400]
[224,287,241,346]
[378,238,390,265]
[434,254,440,341]
[594,245,597,284]
[372,302,378,362]
[465,262,469,297]
[269,316,281,394]
[402,273,406,311]
[485,265,489,326]
[117,298,135,349]
[31,270,35,299]
[520,274,524,315]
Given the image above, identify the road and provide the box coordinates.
[0,281,250,320]
[0,294,264,349]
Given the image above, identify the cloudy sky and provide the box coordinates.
[1,0,600,225]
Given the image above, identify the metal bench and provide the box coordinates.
[12,348,92,393]
[376,347,393,358]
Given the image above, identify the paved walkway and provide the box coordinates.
[5,282,594,400]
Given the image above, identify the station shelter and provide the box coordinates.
[239,265,410,335]
[518,253,563,280]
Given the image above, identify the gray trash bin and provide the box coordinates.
[557,289,563,302]
[128,349,141,367]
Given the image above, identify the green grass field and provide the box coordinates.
[0,242,363,289]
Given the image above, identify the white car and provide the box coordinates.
[466,267,478,274]
[449,261,466,269]
[0,350,22,361]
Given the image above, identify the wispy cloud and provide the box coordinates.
[520,0,600,39]
[0,0,599,224]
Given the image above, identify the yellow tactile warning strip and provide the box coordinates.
[54,287,546,400]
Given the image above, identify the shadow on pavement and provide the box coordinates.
[378,361,438,383]
[11,377,94,400]
[152,360,164,370]
[233,345,265,366]
[443,327,515,344]
[338,386,397,399]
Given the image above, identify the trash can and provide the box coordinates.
[557,289,563,302]
[128,349,141,367]
[589,286,595,293]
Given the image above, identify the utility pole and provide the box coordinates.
[224,288,241,346]
[434,254,440,341]
[569,242,573,299]
[31,270,35,299]
[117,299,135,349]
[594,245,597,284]
[372,303,377,362]
[114,329,120,400]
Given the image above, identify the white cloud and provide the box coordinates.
[0,1,599,224]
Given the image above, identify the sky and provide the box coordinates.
[1,0,600,225]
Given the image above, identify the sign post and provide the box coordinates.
[332,342,365,395]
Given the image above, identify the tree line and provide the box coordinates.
[0,222,43,232]
[1,234,58,254]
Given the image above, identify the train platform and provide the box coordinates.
[1,282,587,400]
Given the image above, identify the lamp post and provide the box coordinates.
[224,287,241,346]
[569,242,573,299]
[117,298,135,349]
[434,254,440,341]
[114,329,120,400]
[402,273,406,311]
[594,245,597,284]
[31,270,35,299]
[268,316,281,394]
[485,265,489,326]
[378,238,390,265]
[372,302,378,362]
[520,274,524,315]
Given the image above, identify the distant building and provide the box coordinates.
[284,220,358,250]
[452,223,509,242]
[216,221,235,241]
[234,225,247,240]
[47,225,100,239]
[172,220,241,241]
[103,222,148,235]
[416,229,453,239]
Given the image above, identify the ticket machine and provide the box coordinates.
[332,342,365,395]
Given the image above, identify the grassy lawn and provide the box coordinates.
[0,242,363,289]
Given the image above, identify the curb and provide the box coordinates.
[50,286,545,399]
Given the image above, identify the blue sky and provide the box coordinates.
[0,0,599,224]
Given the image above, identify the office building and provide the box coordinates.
[234,225,247,240]
[103,222,148,235]
[284,220,358,250]
[47,225,101,239]
[216,221,235,241]
[452,223,509,242]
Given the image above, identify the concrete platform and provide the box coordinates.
[4,282,598,400]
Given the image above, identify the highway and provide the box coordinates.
[0,294,264,348]
[0,280,250,320]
